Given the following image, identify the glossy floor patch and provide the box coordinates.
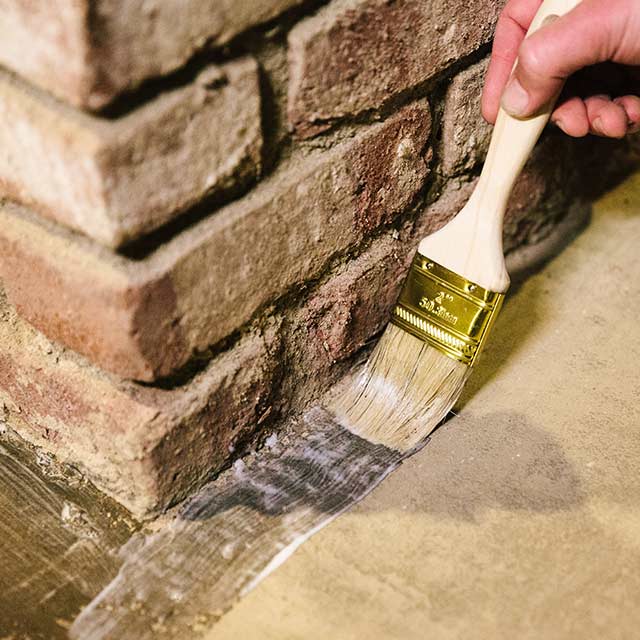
[69,407,414,638]
[1,172,639,639]
[0,432,137,639]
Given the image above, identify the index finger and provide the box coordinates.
[481,0,543,123]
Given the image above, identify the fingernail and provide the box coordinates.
[551,116,566,133]
[541,14,560,27]
[501,78,530,117]
[592,117,605,136]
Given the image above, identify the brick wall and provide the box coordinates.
[0,0,635,517]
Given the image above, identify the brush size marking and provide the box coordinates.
[392,254,506,366]
[418,291,459,326]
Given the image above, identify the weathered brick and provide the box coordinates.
[0,102,431,381]
[0,58,262,248]
[417,135,584,255]
[0,292,281,517]
[288,0,504,137]
[283,232,408,407]
[299,238,405,363]
[440,57,492,176]
[281,157,561,409]
[0,0,304,110]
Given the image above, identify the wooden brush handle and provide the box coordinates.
[475,0,581,213]
[419,0,581,293]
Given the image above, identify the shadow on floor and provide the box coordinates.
[359,410,586,522]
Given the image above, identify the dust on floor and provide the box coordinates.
[1,172,638,640]
[209,173,640,640]
[0,434,137,639]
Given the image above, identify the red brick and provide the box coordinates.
[0,102,431,381]
[0,293,281,517]
[283,233,409,407]
[0,0,304,110]
[441,57,492,176]
[416,135,585,255]
[0,58,261,248]
[288,0,505,137]
[287,162,582,409]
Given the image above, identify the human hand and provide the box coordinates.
[481,0,640,137]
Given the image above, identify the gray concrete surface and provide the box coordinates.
[210,172,640,640]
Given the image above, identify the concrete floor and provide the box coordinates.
[210,173,640,640]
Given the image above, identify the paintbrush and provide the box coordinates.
[332,0,581,450]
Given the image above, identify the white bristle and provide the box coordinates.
[330,324,470,452]
[329,0,578,451]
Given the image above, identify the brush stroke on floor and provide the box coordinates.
[69,408,414,638]
[0,172,638,639]
[209,171,640,640]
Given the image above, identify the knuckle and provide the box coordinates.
[518,39,547,78]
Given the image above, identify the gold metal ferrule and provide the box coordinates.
[391,254,506,366]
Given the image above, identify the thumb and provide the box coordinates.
[501,0,624,118]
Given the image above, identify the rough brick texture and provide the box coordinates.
[0,292,282,517]
[0,0,303,110]
[0,102,431,381]
[288,0,505,137]
[1,0,637,518]
[441,57,492,176]
[0,58,262,248]
[284,233,408,409]
[0,172,593,517]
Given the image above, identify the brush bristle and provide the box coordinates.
[330,323,471,451]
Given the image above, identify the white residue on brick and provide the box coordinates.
[232,459,246,477]
[264,433,279,450]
